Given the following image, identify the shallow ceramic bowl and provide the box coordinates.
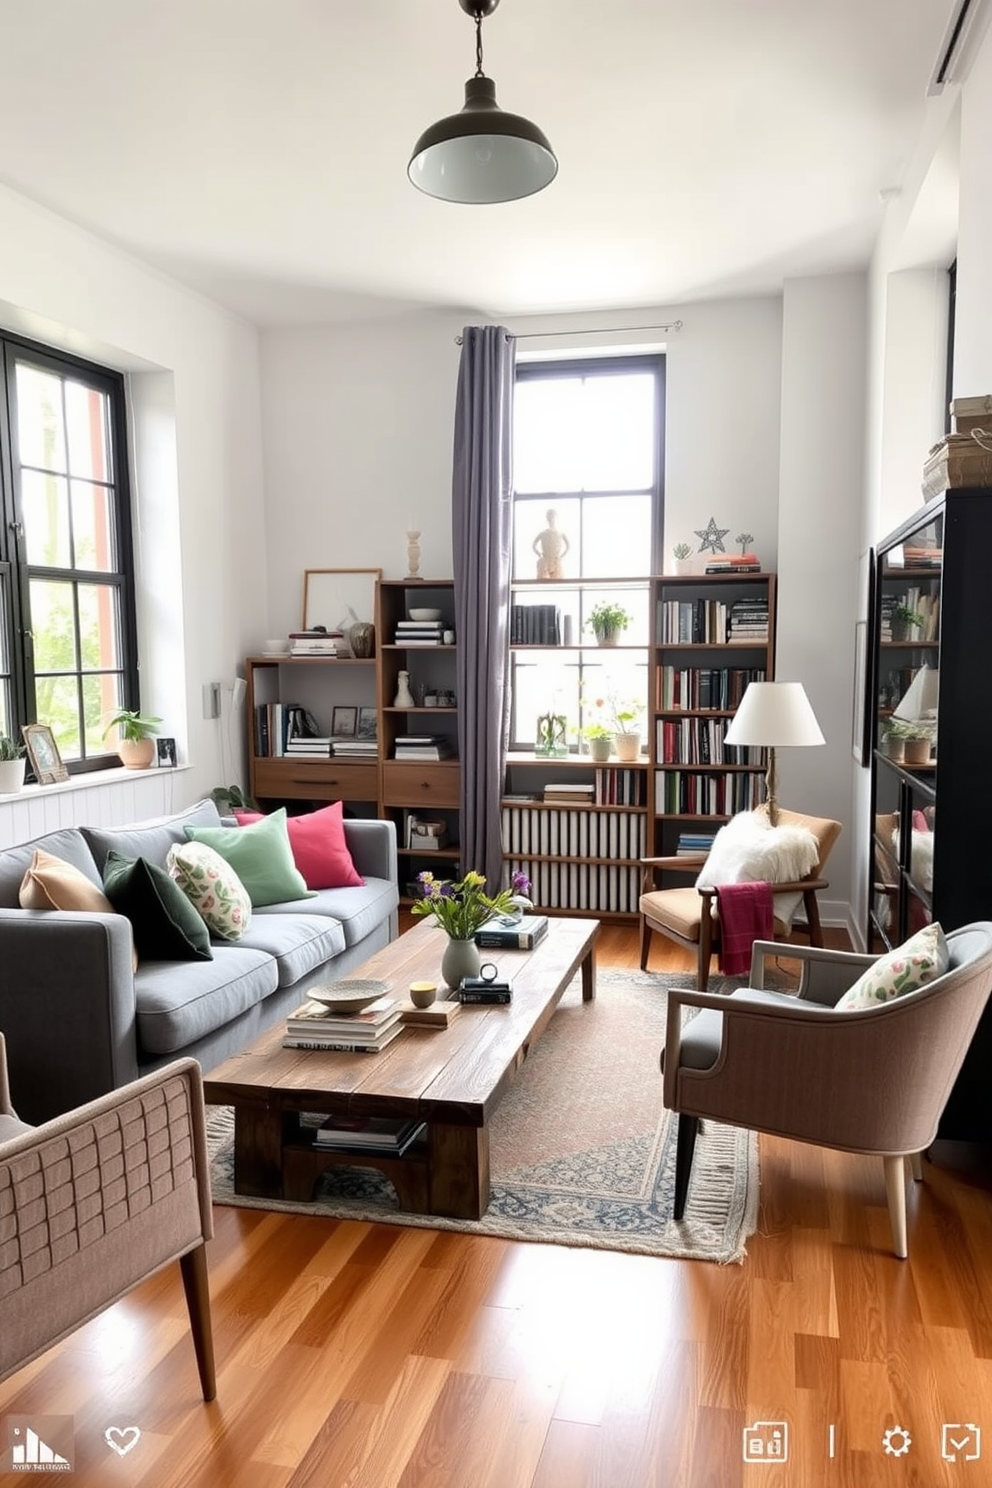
[308,978,390,1011]
[408,607,442,621]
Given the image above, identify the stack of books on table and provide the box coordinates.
[289,630,345,656]
[393,735,454,761]
[331,738,378,756]
[312,1115,425,1156]
[394,620,445,646]
[475,913,549,950]
[282,996,402,1053]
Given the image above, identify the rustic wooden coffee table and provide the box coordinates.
[203,915,599,1220]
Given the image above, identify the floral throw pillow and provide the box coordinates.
[835,922,949,1011]
[166,840,252,941]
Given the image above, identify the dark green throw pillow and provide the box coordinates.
[103,851,213,962]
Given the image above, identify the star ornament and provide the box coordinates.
[695,517,729,554]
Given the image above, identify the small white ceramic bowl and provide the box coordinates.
[408,608,442,622]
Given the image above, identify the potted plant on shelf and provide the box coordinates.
[0,734,26,794]
[672,542,693,575]
[103,709,162,770]
[582,721,613,764]
[587,601,633,646]
[890,604,925,643]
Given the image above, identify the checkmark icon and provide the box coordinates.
[941,1423,980,1462]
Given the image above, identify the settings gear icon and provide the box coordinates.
[882,1426,912,1457]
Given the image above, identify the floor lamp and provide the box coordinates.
[723,681,825,826]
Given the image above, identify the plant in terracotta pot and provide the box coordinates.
[587,601,633,646]
[0,734,26,793]
[103,709,162,770]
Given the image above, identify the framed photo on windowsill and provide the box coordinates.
[22,723,69,785]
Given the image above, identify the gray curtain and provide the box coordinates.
[452,325,515,890]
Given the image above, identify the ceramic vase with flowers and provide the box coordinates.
[411,868,532,989]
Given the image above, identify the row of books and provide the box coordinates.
[394,734,454,760]
[256,703,328,757]
[283,995,402,1054]
[676,831,717,856]
[656,717,766,766]
[504,855,643,914]
[659,598,730,644]
[542,782,594,803]
[727,597,769,643]
[500,803,647,861]
[654,769,765,816]
[509,603,562,646]
[656,665,766,711]
[312,1116,426,1155]
[593,767,646,805]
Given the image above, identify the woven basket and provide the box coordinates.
[922,430,992,500]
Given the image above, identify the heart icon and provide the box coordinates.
[105,1426,141,1457]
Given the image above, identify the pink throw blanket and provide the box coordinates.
[716,881,774,975]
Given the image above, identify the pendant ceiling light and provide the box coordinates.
[408,0,557,204]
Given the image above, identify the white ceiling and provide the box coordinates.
[0,0,961,327]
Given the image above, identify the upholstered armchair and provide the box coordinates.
[661,923,992,1257]
[0,1033,216,1398]
[639,806,842,988]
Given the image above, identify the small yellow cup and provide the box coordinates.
[409,980,438,1009]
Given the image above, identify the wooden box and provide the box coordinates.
[950,394,992,435]
[922,432,992,500]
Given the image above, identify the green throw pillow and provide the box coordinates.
[185,807,314,907]
[102,851,213,962]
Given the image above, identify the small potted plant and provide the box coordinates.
[582,721,613,763]
[673,542,693,575]
[890,605,925,643]
[103,709,162,770]
[587,601,633,646]
[0,734,26,794]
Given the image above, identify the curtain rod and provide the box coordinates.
[454,320,683,345]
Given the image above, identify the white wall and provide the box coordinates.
[954,31,992,393]
[0,185,266,844]
[777,273,867,931]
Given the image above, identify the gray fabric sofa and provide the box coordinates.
[0,799,399,1124]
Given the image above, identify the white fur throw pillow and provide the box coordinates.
[696,811,820,926]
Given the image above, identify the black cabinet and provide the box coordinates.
[867,489,992,1140]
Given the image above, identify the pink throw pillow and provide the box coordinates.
[233,802,364,890]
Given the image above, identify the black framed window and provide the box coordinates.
[509,354,665,749]
[0,333,138,770]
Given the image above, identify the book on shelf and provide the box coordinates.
[285,995,398,1034]
[313,1115,426,1153]
[331,739,378,755]
[475,914,549,949]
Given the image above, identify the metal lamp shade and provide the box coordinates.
[408,77,557,203]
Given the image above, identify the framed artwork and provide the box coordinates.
[157,736,178,768]
[22,723,69,785]
[331,706,357,737]
[357,706,378,739]
[301,568,381,638]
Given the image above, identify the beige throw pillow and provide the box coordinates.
[19,847,138,970]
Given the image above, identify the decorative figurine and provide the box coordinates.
[406,530,422,580]
[533,509,569,580]
[394,670,415,708]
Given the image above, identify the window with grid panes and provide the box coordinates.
[510,355,665,750]
[0,333,138,772]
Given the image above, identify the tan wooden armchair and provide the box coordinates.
[0,1032,216,1398]
[661,923,992,1257]
[639,807,842,988]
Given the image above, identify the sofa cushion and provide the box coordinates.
[0,828,102,909]
[166,840,252,941]
[19,847,139,972]
[234,801,365,890]
[255,876,398,948]
[103,851,213,962]
[835,922,949,1011]
[135,946,279,1056]
[232,913,345,988]
[185,808,314,907]
[82,798,224,874]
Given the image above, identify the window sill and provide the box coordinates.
[0,763,192,804]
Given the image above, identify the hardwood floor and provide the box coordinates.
[3,923,991,1487]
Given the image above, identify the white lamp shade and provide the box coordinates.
[723,681,825,748]
[892,663,939,721]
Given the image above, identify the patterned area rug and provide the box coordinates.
[207,969,759,1264]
